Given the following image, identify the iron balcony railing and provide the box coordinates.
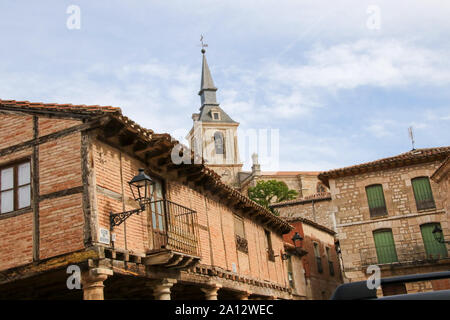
[359,242,449,267]
[149,199,200,257]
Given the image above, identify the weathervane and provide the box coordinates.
[200,34,208,53]
[408,126,415,150]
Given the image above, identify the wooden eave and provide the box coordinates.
[96,115,292,235]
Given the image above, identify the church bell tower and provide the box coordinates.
[187,48,243,186]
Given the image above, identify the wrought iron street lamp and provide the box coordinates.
[432,225,450,244]
[292,232,304,250]
[110,168,153,230]
[282,232,305,260]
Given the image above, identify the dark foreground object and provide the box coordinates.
[330,270,450,300]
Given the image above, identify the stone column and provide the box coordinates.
[237,290,252,300]
[201,283,222,300]
[151,279,177,300]
[81,268,113,300]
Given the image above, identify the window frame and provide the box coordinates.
[373,228,398,264]
[365,184,388,217]
[0,158,32,215]
[213,131,225,155]
[234,214,248,254]
[212,112,220,120]
[420,223,448,260]
[265,229,275,262]
[313,242,323,273]
[326,246,335,276]
[411,177,436,211]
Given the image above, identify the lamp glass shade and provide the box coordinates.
[291,232,303,247]
[128,168,153,205]
[432,225,444,243]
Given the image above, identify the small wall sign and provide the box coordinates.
[99,228,110,244]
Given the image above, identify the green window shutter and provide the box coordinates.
[366,185,387,217]
[373,230,398,264]
[421,223,448,259]
[412,177,435,210]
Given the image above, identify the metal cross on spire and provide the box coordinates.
[200,34,208,53]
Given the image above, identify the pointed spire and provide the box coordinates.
[199,49,218,107]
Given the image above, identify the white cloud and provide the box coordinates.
[265,39,450,90]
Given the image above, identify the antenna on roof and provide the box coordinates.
[408,126,415,151]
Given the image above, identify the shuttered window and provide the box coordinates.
[373,229,398,264]
[366,184,387,217]
[412,177,435,211]
[421,223,448,259]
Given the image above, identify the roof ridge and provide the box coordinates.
[318,146,450,187]
[0,99,122,114]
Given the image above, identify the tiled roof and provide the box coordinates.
[283,216,336,236]
[431,155,450,183]
[0,98,291,233]
[260,171,320,176]
[0,99,121,115]
[270,192,331,208]
[318,147,450,187]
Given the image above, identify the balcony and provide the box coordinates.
[359,242,450,268]
[144,200,200,269]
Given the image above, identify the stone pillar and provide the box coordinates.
[237,290,251,300]
[81,268,113,300]
[201,283,222,300]
[151,279,177,300]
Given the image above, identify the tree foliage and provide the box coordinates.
[248,180,298,214]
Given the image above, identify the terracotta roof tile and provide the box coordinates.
[282,216,335,235]
[260,171,320,176]
[0,98,291,233]
[270,192,331,207]
[318,147,450,187]
[0,99,121,115]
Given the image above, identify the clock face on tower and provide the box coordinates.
[221,169,230,177]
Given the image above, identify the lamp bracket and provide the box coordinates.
[110,206,145,230]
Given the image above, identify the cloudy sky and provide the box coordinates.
[0,1,449,171]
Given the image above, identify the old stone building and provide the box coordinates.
[283,217,342,300]
[271,192,335,231]
[318,147,450,295]
[0,99,295,300]
[238,154,327,199]
[431,155,449,215]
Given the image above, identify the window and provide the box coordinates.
[149,178,165,231]
[212,112,220,120]
[420,223,448,259]
[412,177,435,211]
[326,247,335,276]
[265,230,275,262]
[0,161,31,214]
[317,182,326,193]
[213,132,225,155]
[287,256,295,288]
[373,229,398,264]
[313,242,323,273]
[366,184,388,217]
[234,215,248,253]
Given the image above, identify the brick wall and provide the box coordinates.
[0,212,33,270]
[92,138,288,286]
[283,221,342,299]
[0,112,85,270]
[0,114,33,150]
